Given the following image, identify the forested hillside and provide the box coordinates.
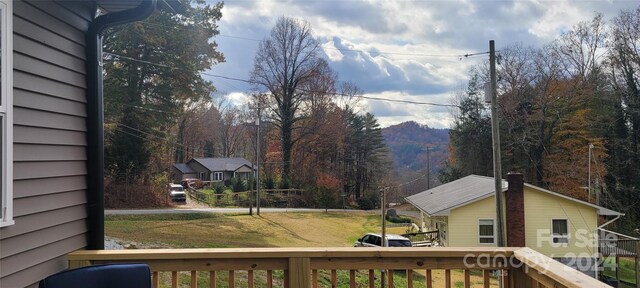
[381,121,448,198]
[441,8,640,234]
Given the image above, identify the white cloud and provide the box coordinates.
[205,0,639,128]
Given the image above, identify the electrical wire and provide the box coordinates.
[103,52,461,108]
[137,21,488,59]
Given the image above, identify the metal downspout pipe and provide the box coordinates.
[85,0,157,250]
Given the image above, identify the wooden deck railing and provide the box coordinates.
[67,247,611,288]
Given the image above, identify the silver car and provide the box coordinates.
[169,184,186,202]
[354,233,412,247]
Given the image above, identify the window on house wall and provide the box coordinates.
[552,219,569,244]
[213,172,223,181]
[478,219,495,244]
[0,0,13,227]
[199,172,205,180]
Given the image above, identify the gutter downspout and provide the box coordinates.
[85,0,157,250]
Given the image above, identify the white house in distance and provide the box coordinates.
[405,173,624,277]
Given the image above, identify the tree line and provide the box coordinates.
[102,1,390,208]
[441,7,640,234]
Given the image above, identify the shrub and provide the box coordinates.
[231,177,247,192]
[357,191,380,210]
[279,177,290,189]
[263,176,276,189]
[214,184,225,194]
[386,215,412,223]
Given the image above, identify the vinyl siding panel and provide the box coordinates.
[14,52,86,88]
[13,17,85,59]
[0,1,91,287]
[14,144,87,162]
[15,71,86,102]
[0,256,67,288]
[523,186,598,258]
[14,89,87,117]
[0,205,87,240]
[13,191,87,217]
[0,234,87,277]
[14,35,85,73]
[13,176,87,199]
[13,161,87,180]
[14,107,87,131]
[448,196,497,247]
[14,126,87,146]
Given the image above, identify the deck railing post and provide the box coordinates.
[288,257,311,288]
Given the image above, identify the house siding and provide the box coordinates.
[447,187,598,259]
[448,196,497,247]
[523,186,598,258]
[0,1,93,287]
[187,160,211,180]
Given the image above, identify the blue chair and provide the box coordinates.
[39,263,151,288]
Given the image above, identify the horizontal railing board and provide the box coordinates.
[514,247,610,288]
[90,258,290,272]
[68,247,519,261]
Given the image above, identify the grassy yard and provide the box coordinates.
[602,256,638,287]
[105,212,498,287]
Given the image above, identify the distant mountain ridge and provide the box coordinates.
[382,121,449,173]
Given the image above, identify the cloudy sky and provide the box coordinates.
[205,0,638,128]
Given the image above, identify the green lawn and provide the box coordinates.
[105,212,498,287]
[602,256,638,286]
[105,212,381,248]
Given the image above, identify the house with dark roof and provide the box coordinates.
[170,163,197,183]
[405,173,623,277]
[177,157,255,183]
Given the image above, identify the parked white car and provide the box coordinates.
[354,233,412,247]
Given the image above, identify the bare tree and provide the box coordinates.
[250,16,324,183]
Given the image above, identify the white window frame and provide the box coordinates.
[199,172,205,180]
[478,218,496,245]
[213,172,223,181]
[551,219,569,245]
[0,0,13,227]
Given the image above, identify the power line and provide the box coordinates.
[138,21,488,59]
[103,52,460,108]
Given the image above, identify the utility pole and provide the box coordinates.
[588,143,593,203]
[380,187,387,288]
[489,40,505,247]
[381,188,387,244]
[256,106,261,215]
[426,147,431,190]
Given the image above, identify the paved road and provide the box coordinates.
[105,207,369,215]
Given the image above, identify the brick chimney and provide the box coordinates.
[506,172,526,247]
